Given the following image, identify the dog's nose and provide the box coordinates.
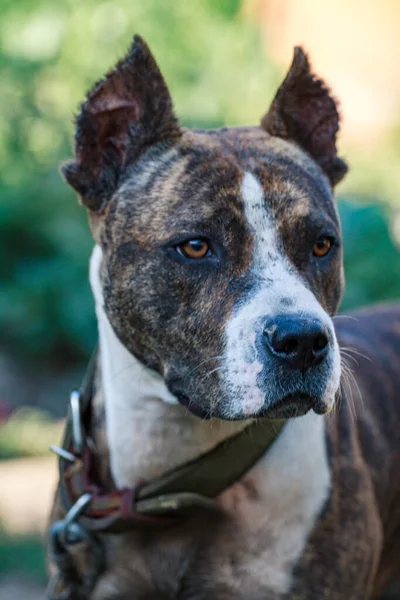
[264,315,330,371]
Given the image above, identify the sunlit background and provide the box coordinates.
[1,0,400,596]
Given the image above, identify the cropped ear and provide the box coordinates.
[261,47,347,186]
[61,35,181,211]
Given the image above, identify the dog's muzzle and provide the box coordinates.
[257,313,334,418]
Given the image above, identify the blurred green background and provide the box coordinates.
[1,0,400,594]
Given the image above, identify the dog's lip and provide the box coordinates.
[175,392,212,420]
[257,393,315,419]
[173,390,328,421]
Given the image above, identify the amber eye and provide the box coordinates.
[313,237,333,257]
[177,239,211,259]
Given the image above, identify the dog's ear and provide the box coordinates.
[261,47,347,186]
[61,35,181,211]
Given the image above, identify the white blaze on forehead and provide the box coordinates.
[241,171,273,247]
[222,172,341,416]
[240,171,292,281]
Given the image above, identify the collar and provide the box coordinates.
[52,350,287,534]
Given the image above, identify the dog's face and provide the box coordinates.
[63,36,347,420]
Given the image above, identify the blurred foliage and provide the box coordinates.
[0,530,46,582]
[340,197,400,310]
[1,0,400,368]
[0,408,63,459]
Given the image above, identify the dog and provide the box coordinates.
[48,35,400,599]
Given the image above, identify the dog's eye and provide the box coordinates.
[177,239,211,259]
[313,236,333,257]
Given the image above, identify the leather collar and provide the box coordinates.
[55,350,287,534]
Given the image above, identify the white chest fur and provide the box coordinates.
[218,411,331,595]
[89,245,331,595]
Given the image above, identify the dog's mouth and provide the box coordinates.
[176,392,326,420]
[175,393,212,420]
[257,391,332,419]
[257,393,315,419]
[175,390,327,421]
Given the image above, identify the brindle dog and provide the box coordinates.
[50,36,400,599]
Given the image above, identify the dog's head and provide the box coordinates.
[63,36,347,420]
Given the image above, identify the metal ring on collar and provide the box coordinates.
[49,493,93,552]
[64,492,92,530]
[70,390,83,454]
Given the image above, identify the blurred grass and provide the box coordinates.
[0,409,63,460]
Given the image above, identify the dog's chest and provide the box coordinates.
[93,414,331,600]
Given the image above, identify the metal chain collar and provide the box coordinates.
[47,391,104,600]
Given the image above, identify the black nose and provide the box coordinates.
[264,315,330,371]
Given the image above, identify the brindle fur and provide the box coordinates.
[50,36,400,598]
[292,305,400,599]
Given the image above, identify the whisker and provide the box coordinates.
[195,366,224,388]
[340,346,372,364]
[333,314,359,322]
[340,372,355,422]
[183,355,226,382]
[345,366,364,414]
[340,355,365,419]
[340,350,359,366]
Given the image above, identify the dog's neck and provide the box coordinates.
[90,245,249,489]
